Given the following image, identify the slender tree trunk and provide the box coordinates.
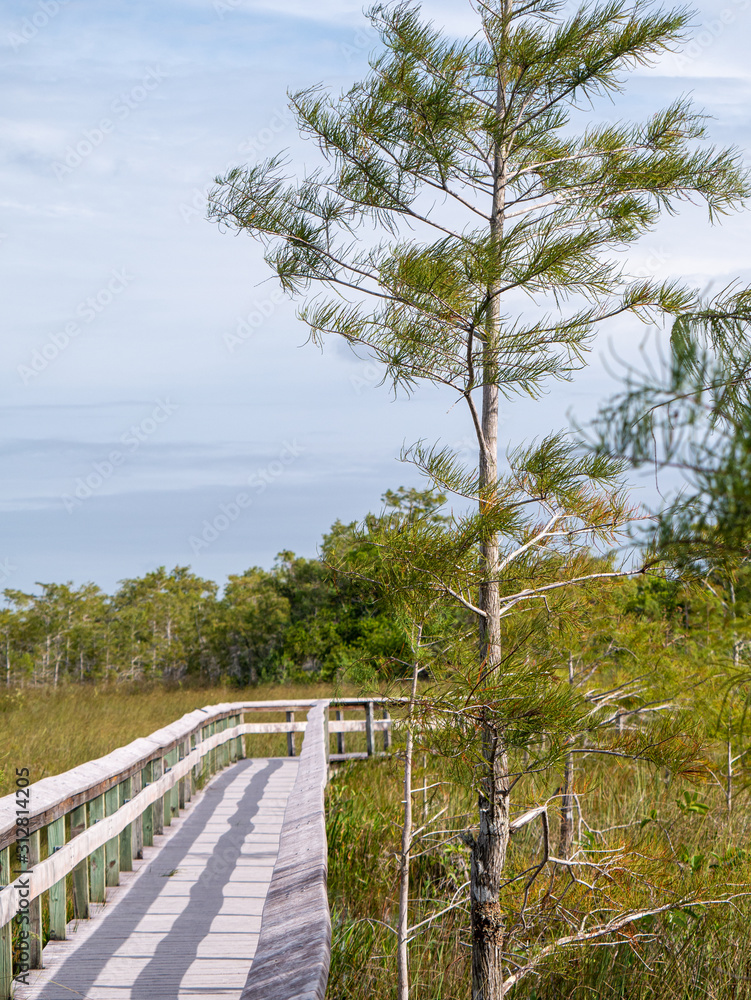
[48,636,59,687]
[471,12,511,997]
[559,653,575,858]
[727,734,732,816]
[398,632,421,1000]
[728,641,741,816]
[559,752,574,858]
[471,742,509,1000]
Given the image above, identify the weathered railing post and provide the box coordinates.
[119,777,133,872]
[383,708,392,751]
[162,750,177,826]
[185,737,193,802]
[70,804,90,919]
[162,753,171,829]
[132,770,144,860]
[221,718,229,767]
[324,704,330,779]
[235,713,245,760]
[209,722,216,775]
[26,829,43,968]
[153,758,164,837]
[47,816,67,939]
[286,711,296,757]
[104,785,120,888]
[89,794,106,902]
[201,726,209,786]
[216,720,223,769]
[177,740,190,809]
[365,701,375,757]
[169,749,179,822]
[142,760,154,847]
[0,847,12,999]
[164,750,176,827]
[233,715,242,762]
[178,742,186,810]
[335,709,345,755]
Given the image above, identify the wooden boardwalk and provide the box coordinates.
[16,757,298,1000]
[0,699,390,1000]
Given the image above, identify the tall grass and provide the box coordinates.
[3,683,751,999]
[0,679,343,797]
[325,751,751,1000]
[327,755,473,999]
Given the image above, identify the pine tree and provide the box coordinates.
[208,2,748,994]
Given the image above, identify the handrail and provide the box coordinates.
[0,697,393,851]
[242,700,331,1000]
[0,721,244,927]
[0,700,325,851]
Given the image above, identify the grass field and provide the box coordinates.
[0,679,343,797]
[3,682,751,1000]
[327,751,751,1000]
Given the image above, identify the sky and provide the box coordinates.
[1,0,750,596]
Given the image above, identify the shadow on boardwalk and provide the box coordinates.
[33,758,286,1000]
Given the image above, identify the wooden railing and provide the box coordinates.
[0,697,395,999]
[242,700,331,1000]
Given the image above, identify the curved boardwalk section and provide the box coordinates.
[0,698,385,1000]
[16,757,298,1000]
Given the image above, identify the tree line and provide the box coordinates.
[0,489,443,687]
[4,486,750,700]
